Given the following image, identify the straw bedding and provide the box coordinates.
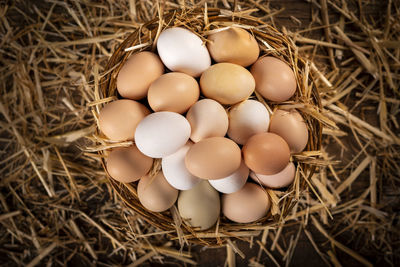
[0,0,399,266]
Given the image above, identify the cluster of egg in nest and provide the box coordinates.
[98,27,308,229]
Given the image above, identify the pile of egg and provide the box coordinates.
[99,27,309,230]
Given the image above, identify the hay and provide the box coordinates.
[0,0,399,266]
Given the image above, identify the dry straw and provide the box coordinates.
[94,6,328,246]
[1,0,399,265]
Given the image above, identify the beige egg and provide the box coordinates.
[98,100,150,141]
[106,145,153,183]
[117,51,164,100]
[186,99,228,142]
[250,162,295,189]
[185,137,241,180]
[269,109,309,153]
[148,72,200,114]
[251,56,296,102]
[242,132,290,175]
[137,172,178,212]
[178,181,220,230]
[200,63,255,105]
[222,183,270,223]
[207,27,259,67]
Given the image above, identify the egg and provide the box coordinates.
[186,99,228,142]
[135,112,191,158]
[161,141,201,190]
[98,100,150,141]
[222,183,270,223]
[250,162,295,189]
[200,63,255,105]
[185,137,241,180]
[106,145,153,183]
[157,27,211,77]
[228,100,270,145]
[117,51,164,100]
[269,109,309,153]
[207,27,259,67]
[242,132,290,175]
[178,181,220,230]
[137,172,178,212]
[209,160,249,194]
[147,72,200,114]
[251,56,297,102]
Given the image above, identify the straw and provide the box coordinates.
[1,0,399,266]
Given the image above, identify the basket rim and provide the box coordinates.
[96,7,323,246]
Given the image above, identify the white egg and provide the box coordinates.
[157,27,211,77]
[162,141,201,190]
[250,162,295,188]
[135,112,191,158]
[209,160,249,194]
[228,100,270,145]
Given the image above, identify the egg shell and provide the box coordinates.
[186,99,228,142]
[269,109,309,153]
[242,132,290,175]
[161,141,201,190]
[207,27,259,67]
[250,162,295,189]
[116,51,164,100]
[228,100,270,145]
[137,172,178,212]
[200,63,255,105]
[135,112,191,158]
[185,137,241,180]
[222,183,270,223]
[98,100,150,141]
[157,27,211,77]
[106,145,153,183]
[209,160,249,194]
[178,181,220,230]
[148,72,200,114]
[251,56,297,102]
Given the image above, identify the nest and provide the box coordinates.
[96,7,322,246]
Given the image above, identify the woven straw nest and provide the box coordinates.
[96,7,322,246]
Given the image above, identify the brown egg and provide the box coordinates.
[117,51,164,100]
[251,56,296,102]
[242,132,290,175]
[185,137,241,180]
[137,172,178,212]
[106,145,153,183]
[269,109,309,153]
[200,63,255,105]
[98,100,150,141]
[222,183,270,223]
[207,27,260,67]
[147,72,199,114]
